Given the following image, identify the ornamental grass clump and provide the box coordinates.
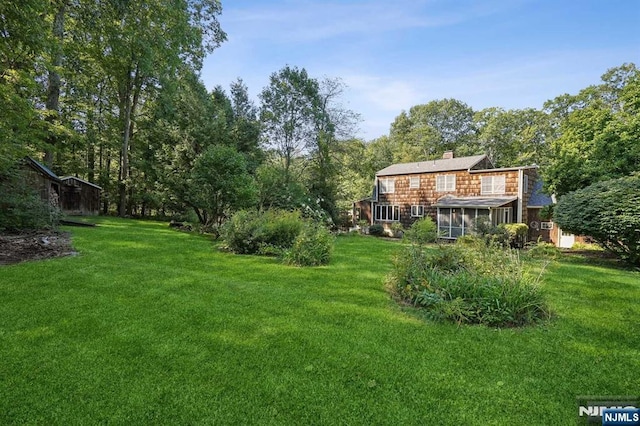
[387,240,550,327]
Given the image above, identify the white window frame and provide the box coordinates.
[481,175,506,195]
[379,178,395,194]
[375,205,400,222]
[411,205,425,217]
[436,175,456,192]
[409,176,420,189]
[541,222,554,230]
[491,207,512,225]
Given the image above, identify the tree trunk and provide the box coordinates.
[43,2,66,168]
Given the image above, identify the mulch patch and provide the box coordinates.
[0,231,77,266]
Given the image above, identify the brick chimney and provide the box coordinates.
[442,150,454,159]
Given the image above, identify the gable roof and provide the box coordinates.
[24,156,61,182]
[60,176,102,190]
[376,154,488,177]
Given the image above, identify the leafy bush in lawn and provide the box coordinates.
[284,223,334,266]
[403,217,437,245]
[368,223,385,236]
[387,242,550,327]
[221,209,303,255]
[554,174,640,266]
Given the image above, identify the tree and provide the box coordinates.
[544,63,640,195]
[259,66,321,183]
[229,78,262,172]
[188,145,258,228]
[389,99,478,161]
[554,174,640,266]
[474,107,550,167]
[85,0,226,216]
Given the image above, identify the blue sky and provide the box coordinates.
[201,0,640,141]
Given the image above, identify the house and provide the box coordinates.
[353,151,557,244]
[21,157,101,216]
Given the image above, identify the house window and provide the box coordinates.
[379,178,395,194]
[541,222,553,230]
[409,176,420,189]
[523,174,529,194]
[436,175,456,192]
[492,207,512,225]
[481,175,506,195]
[375,205,400,222]
[411,205,424,217]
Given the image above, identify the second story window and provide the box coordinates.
[379,178,395,194]
[409,177,420,189]
[481,175,506,195]
[436,175,456,192]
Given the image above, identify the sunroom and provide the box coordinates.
[434,195,518,239]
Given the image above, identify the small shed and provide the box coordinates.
[22,156,62,209]
[60,176,102,216]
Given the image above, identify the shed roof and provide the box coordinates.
[60,176,102,190]
[24,156,61,182]
[376,154,487,176]
[434,195,517,209]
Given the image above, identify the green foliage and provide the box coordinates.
[368,224,385,237]
[525,241,561,261]
[471,218,509,247]
[539,205,554,221]
[284,223,334,266]
[403,217,437,245]
[387,243,550,327]
[0,168,59,232]
[554,174,640,265]
[189,145,258,227]
[544,63,640,195]
[221,209,304,255]
[504,223,528,248]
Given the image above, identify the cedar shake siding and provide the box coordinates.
[361,153,545,240]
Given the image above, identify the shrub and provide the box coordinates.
[368,223,385,237]
[284,224,334,266]
[390,222,404,238]
[0,168,59,232]
[387,243,550,327]
[219,210,263,254]
[403,217,437,245]
[554,174,640,266]
[471,218,509,247]
[504,223,528,248]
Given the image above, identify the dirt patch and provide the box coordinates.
[0,231,77,266]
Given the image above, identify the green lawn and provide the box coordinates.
[1,218,638,425]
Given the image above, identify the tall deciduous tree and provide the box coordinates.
[87,0,226,216]
[389,98,478,161]
[544,63,640,195]
[259,65,320,183]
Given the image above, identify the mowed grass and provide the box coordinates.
[0,218,638,425]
